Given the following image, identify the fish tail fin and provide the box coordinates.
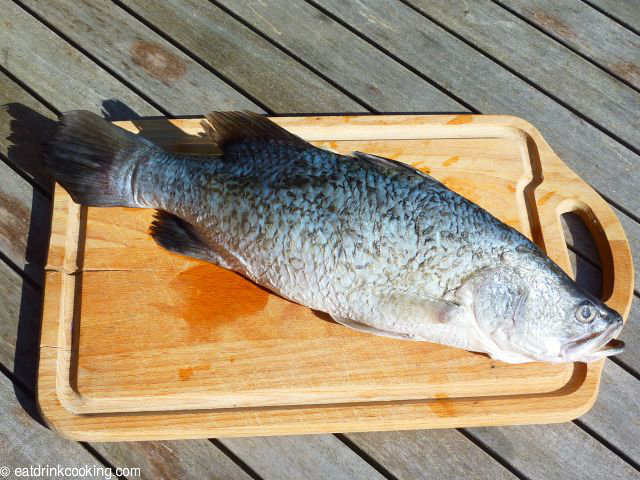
[44,110,153,207]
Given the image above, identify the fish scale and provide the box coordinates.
[135,141,517,319]
[44,110,625,364]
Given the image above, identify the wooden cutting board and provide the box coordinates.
[38,114,633,441]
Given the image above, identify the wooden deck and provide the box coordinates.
[0,0,638,478]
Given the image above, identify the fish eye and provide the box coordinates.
[575,301,597,324]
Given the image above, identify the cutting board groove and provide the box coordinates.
[38,114,633,441]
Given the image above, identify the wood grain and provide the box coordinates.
[215,0,464,112]
[91,440,253,480]
[466,421,640,480]
[19,0,259,116]
[0,0,157,118]
[36,346,603,440]
[0,258,41,385]
[0,71,56,189]
[37,114,633,439]
[0,161,49,284]
[405,0,640,148]
[564,225,640,373]
[0,0,640,470]
[564,207,640,294]
[581,360,640,466]
[0,374,109,479]
[120,0,365,114]
[0,74,58,285]
[615,296,640,373]
[220,435,385,480]
[503,0,640,89]
[312,0,640,217]
[344,429,517,479]
[587,0,640,33]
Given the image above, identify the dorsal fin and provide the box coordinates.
[201,111,311,150]
[352,151,433,179]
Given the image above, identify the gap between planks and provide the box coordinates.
[303,0,478,112]
[0,4,517,477]
[205,0,376,112]
[11,0,171,116]
[1,1,638,475]
[581,0,640,37]
[110,0,272,114]
[390,0,640,158]
[4,0,640,381]
[491,0,640,95]
[0,364,119,476]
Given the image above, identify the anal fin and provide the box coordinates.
[331,316,420,340]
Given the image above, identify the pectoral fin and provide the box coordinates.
[149,210,239,270]
[330,295,460,341]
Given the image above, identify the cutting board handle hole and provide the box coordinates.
[560,211,603,299]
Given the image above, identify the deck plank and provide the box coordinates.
[466,421,639,480]
[311,0,640,215]
[617,296,640,372]
[0,72,56,189]
[0,74,56,284]
[120,0,365,113]
[0,259,41,386]
[563,217,639,373]
[0,162,49,284]
[581,361,640,466]
[0,13,266,479]
[502,0,640,89]
[19,0,259,115]
[220,435,386,480]
[91,441,253,480]
[567,241,639,374]
[344,429,517,479]
[564,208,640,295]
[213,0,465,112]
[0,0,637,476]
[0,0,158,118]
[587,0,640,33]
[0,8,440,478]
[0,373,109,478]
[0,226,261,480]
[404,0,640,148]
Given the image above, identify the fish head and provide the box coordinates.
[465,244,624,364]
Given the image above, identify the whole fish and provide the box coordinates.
[45,111,624,364]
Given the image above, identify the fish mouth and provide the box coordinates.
[562,321,624,362]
